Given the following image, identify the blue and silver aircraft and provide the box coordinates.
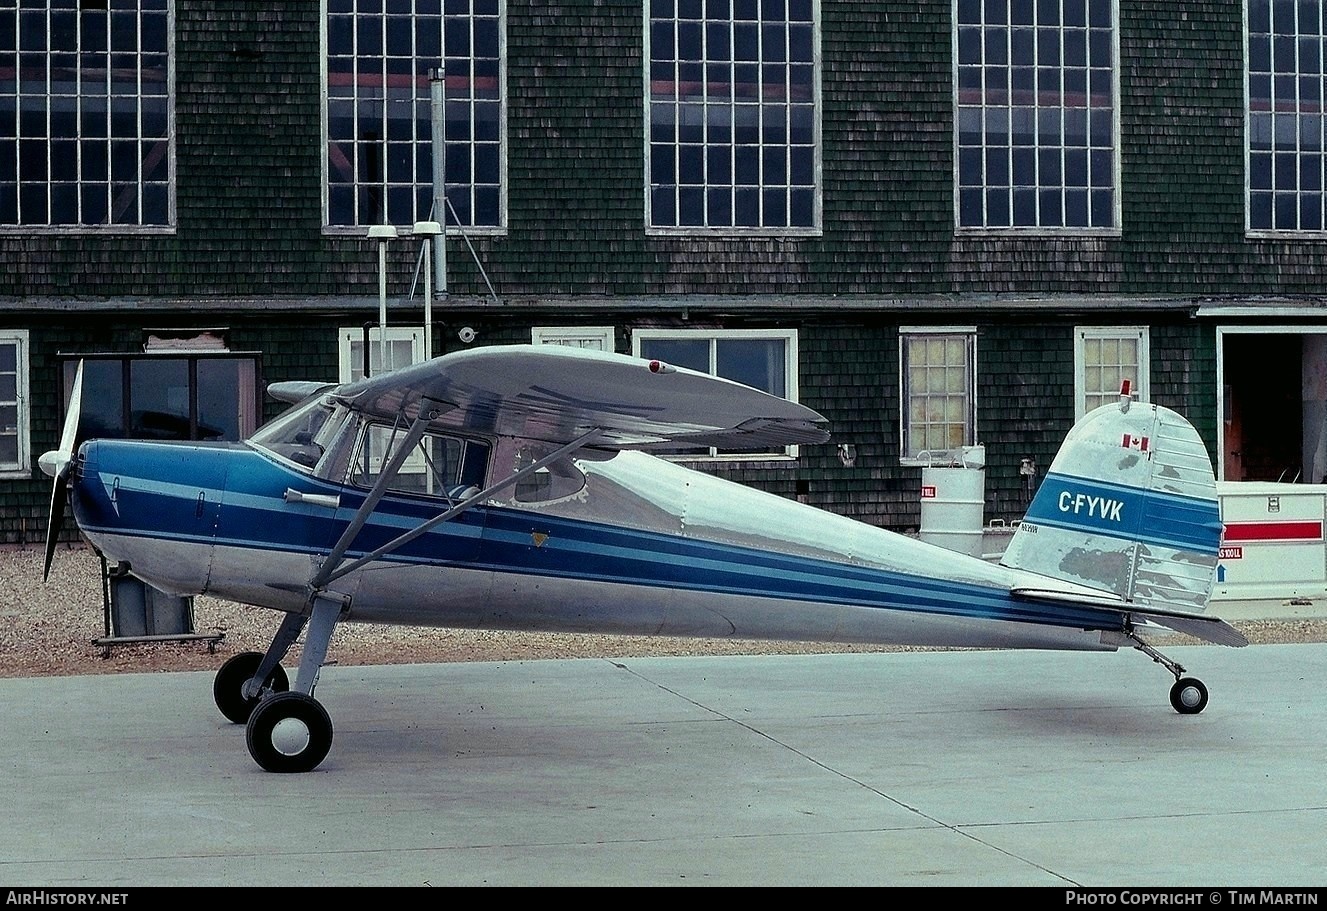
[39,344,1245,773]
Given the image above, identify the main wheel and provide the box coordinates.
[1170,677,1209,715]
[245,691,334,773]
[213,651,290,724]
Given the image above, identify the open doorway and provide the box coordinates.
[1220,329,1327,483]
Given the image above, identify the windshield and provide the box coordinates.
[248,395,344,469]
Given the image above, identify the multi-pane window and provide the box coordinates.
[1247,0,1327,233]
[0,330,29,477]
[61,353,261,443]
[955,0,1117,230]
[0,0,172,228]
[325,0,502,230]
[900,328,977,462]
[633,328,799,457]
[339,326,425,381]
[1074,326,1148,419]
[531,326,615,351]
[646,0,819,232]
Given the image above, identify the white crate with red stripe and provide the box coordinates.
[1212,483,1327,602]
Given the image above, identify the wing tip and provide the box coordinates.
[268,381,337,404]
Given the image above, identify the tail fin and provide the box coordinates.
[1001,393,1223,614]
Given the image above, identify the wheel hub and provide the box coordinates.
[271,717,313,756]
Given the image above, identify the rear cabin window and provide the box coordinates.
[512,450,586,503]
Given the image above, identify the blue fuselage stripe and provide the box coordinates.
[72,443,1128,633]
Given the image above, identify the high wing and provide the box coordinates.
[330,344,831,451]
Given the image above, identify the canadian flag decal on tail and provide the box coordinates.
[1122,433,1149,452]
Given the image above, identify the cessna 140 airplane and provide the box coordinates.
[39,344,1244,773]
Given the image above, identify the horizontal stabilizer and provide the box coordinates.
[1134,611,1249,648]
[1011,587,1247,647]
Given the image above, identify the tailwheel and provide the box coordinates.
[1127,627,1211,716]
[214,651,290,724]
[1169,677,1209,715]
[245,691,334,773]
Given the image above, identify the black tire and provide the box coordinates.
[245,691,334,773]
[213,651,290,724]
[1170,677,1209,715]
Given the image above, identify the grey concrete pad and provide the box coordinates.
[1,644,1324,887]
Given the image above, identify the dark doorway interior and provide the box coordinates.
[1223,334,1303,482]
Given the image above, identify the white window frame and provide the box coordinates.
[1245,0,1327,235]
[0,0,175,232]
[338,326,425,383]
[899,326,978,466]
[0,330,30,478]
[1073,325,1149,420]
[644,0,823,235]
[953,0,1121,233]
[631,327,801,460]
[531,326,615,351]
[321,0,506,234]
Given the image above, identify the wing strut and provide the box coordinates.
[311,410,438,588]
[313,426,605,588]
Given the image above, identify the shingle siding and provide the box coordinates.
[8,1,1327,298]
[820,2,955,293]
[1120,1,1250,289]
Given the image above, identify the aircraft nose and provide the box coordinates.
[69,439,230,597]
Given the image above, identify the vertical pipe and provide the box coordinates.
[422,237,432,359]
[430,66,447,298]
[378,239,388,374]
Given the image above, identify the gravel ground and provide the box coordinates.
[3,542,1326,679]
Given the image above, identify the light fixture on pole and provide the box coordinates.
[412,220,442,360]
[367,224,398,376]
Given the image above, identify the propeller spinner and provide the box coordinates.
[37,361,84,582]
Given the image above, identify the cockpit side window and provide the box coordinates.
[353,422,491,500]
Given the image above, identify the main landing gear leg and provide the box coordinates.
[212,611,305,724]
[1128,630,1210,715]
[244,592,346,773]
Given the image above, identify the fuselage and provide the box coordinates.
[68,432,1130,653]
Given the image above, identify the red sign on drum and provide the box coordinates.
[921,486,936,499]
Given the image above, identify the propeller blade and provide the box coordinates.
[59,360,84,456]
[39,361,85,582]
[42,475,67,583]
[37,361,84,480]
